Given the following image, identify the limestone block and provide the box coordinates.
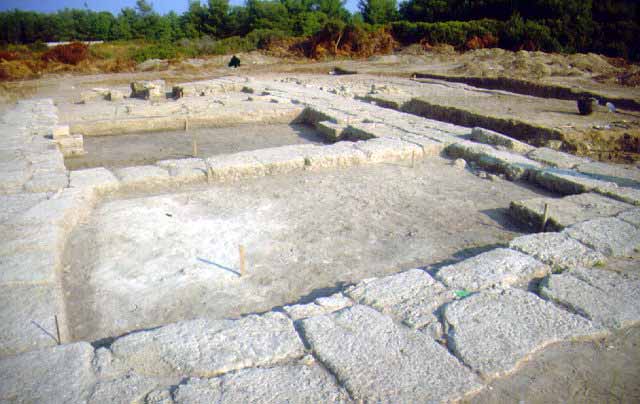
[0,249,61,285]
[303,142,367,169]
[577,161,640,188]
[618,209,640,227]
[509,232,605,271]
[206,152,266,182]
[156,158,207,184]
[88,372,159,404]
[541,267,640,329]
[596,185,640,206]
[130,80,166,100]
[0,169,32,195]
[110,313,304,378]
[115,165,170,190]
[436,248,549,291]
[107,90,124,101]
[0,223,65,257]
[510,192,634,231]
[0,284,67,357]
[527,147,589,168]
[532,168,615,195]
[283,293,352,321]
[443,288,606,379]
[346,269,450,330]
[316,121,347,142]
[0,193,47,223]
[399,133,445,157]
[249,145,308,176]
[300,305,482,402]
[0,342,96,403]
[56,134,83,149]
[564,217,640,257]
[51,125,70,140]
[23,171,69,193]
[471,127,534,154]
[173,363,350,403]
[70,167,120,194]
[354,137,423,163]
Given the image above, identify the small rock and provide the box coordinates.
[453,158,467,170]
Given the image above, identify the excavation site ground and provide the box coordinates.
[1,52,640,403]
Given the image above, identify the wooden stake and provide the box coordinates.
[239,245,246,277]
[541,203,549,232]
[411,150,415,168]
[192,133,198,157]
[54,315,61,345]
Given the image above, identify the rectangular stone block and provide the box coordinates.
[532,168,614,195]
[527,147,589,169]
[316,121,347,142]
[354,137,423,163]
[283,293,353,321]
[70,167,120,194]
[563,217,640,257]
[51,125,70,140]
[156,158,207,184]
[206,152,267,182]
[577,161,640,188]
[303,142,367,169]
[471,127,534,154]
[249,145,308,176]
[0,249,60,285]
[114,165,170,190]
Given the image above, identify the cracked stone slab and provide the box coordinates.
[70,167,120,194]
[283,293,353,321]
[300,305,482,403]
[88,372,159,404]
[510,192,634,231]
[509,232,606,271]
[563,217,640,257]
[345,269,451,332]
[540,267,640,329]
[0,342,96,404]
[110,312,305,378]
[0,284,68,357]
[173,362,351,403]
[577,161,640,188]
[618,209,640,227]
[527,147,590,169]
[471,127,534,154]
[398,132,445,157]
[444,288,606,379]
[114,165,170,190]
[436,248,549,291]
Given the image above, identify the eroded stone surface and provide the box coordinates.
[564,217,640,257]
[115,165,170,190]
[300,305,482,403]
[577,161,640,188]
[88,372,160,404]
[530,169,614,195]
[110,313,305,378]
[283,293,353,321]
[618,209,640,227]
[444,288,606,378]
[528,147,589,169]
[541,267,640,329]
[436,248,549,291]
[206,151,266,182]
[0,342,96,403]
[70,167,120,194]
[509,232,606,271]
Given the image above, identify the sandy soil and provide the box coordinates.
[64,123,326,170]
[62,156,550,342]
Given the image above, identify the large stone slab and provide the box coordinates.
[436,248,549,291]
[563,217,640,257]
[354,137,423,163]
[577,161,640,188]
[249,145,308,175]
[206,151,267,182]
[156,158,207,184]
[110,313,305,378]
[0,284,67,357]
[510,192,634,230]
[618,209,640,227]
[88,372,159,404]
[345,269,450,333]
[300,305,482,403]
[70,167,120,194]
[283,293,353,321]
[531,168,614,195]
[114,165,170,190]
[596,185,640,206]
[527,147,589,169]
[444,288,606,379]
[0,193,47,223]
[0,249,60,285]
[509,232,606,271]
[303,142,367,169]
[540,267,640,329]
[173,363,351,403]
[0,342,96,404]
[471,127,534,154]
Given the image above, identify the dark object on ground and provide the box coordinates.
[577,96,596,115]
[229,55,241,68]
[172,86,184,100]
[331,67,357,75]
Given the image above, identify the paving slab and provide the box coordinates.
[114,165,170,190]
[88,372,160,404]
[206,151,267,182]
[110,313,305,378]
[577,161,640,188]
[156,158,207,184]
[443,288,606,379]
[303,142,367,169]
[471,127,534,154]
[398,132,445,157]
[23,171,69,193]
[510,192,634,230]
[596,185,640,206]
[0,249,60,285]
[345,269,451,332]
[527,147,590,169]
[530,168,614,195]
[173,363,351,403]
[540,267,640,329]
[0,193,47,223]
[70,167,120,194]
[354,137,423,163]
[509,232,606,271]
[300,305,482,403]
[249,145,308,175]
[618,209,640,227]
[436,248,549,291]
[0,284,67,357]
[563,217,640,257]
[0,342,96,404]
[283,293,353,321]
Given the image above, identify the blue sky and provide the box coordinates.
[0,0,360,14]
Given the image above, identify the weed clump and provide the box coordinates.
[41,42,89,65]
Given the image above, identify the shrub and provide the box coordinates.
[0,51,20,61]
[129,43,180,62]
[391,19,503,49]
[41,42,89,65]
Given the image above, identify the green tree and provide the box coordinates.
[359,0,398,24]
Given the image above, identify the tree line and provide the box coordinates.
[1,0,638,60]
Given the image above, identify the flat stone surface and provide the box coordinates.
[471,127,534,154]
[577,161,640,188]
[304,142,367,169]
[206,151,266,182]
[110,312,305,378]
[596,185,640,206]
[0,249,60,285]
[354,137,423,163]
[249,145,307,175]
[70,167,120,194]
[531,168,615,196]
[509,232,606,271]
[283,293,352,321]
[0,284,66,357]
[346,269,450,330]
[156,158,207,184]
[398,132,445,157]
[564,217,640,257]
[23,172,69,193]
[0,193,47,223]
[444,288,606,379]
[541,267,640,329]
[618,209,640,227]
[436,248,549,291]
[88,372,159,404]
[173,363,351,403]
[510,192,634,230]
[527,147,589,169]
[114,165,170,189]
[300,305,482,403]
[0,342,96,404]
